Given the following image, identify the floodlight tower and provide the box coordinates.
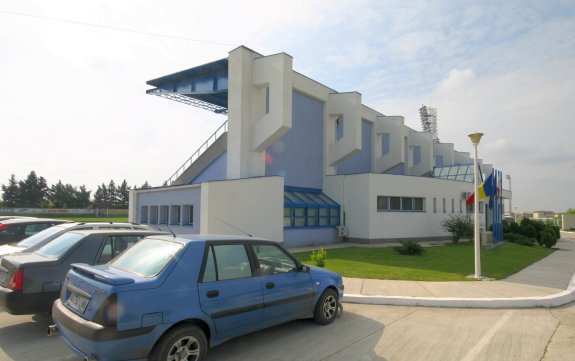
[419,105,439,143]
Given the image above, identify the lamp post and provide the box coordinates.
[506,174,512,219]
[468,132,483,279]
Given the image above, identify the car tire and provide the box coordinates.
[313,288,338,325]
[150,324,207,361]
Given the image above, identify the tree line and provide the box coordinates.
[1,171,151,209]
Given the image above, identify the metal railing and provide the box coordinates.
[165,120,228,185]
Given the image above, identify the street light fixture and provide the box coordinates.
[468,132,483,279]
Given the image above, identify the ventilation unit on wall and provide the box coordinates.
[336,226,348,237]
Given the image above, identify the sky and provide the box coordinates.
[1,0,574,212]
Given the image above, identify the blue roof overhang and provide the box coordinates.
[146,58,229,114]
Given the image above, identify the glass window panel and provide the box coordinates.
[390,197,401,210]
[284,192,301,203]
[319,208,329,217]
[402,197,413,211]
[414,198,424,211]
[294,207,305,217]
[377,196,388,210]
[213,244,252,281]
[307,208,318,226]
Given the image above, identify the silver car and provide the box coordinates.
[0,222,153,257]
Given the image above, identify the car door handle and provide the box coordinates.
[206,290,219,298]
[266,282,275,289]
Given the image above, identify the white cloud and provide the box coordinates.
[436,69,476,94]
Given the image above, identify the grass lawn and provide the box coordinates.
[293,242,555,281]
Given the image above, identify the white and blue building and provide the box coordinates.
[129,46,511,248]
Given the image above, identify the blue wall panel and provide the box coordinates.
[337,120,372,175]
[191,151,227,184]
[283,228,336,248]
[265,91,324,189]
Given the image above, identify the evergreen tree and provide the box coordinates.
[140,181,151,189]
[1,174,20,208]
[76,185,92,208]
[93,183,110,208]
[18,171,48,207]
[108,180,118,208]
[117,180,130,208]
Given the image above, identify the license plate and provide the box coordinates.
[66,293,90,313]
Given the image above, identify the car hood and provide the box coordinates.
[0,244,26,257]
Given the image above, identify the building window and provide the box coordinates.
[390,196,401,210]
[414,198,424,211]
[479,201,484,214]
[413,146,421,165]
[284,188,340,229]
[402,197,413,211]
[377,196,425,212]
[159,206,169,225]
[170,205,181,226]
[182,205,193,226]
[442,198,446,213]
[377,196,389,210]
[140,206,148,224]
[433,198,437,213]
[149,206,158,225]
[265,86,270,114]
[336,115,344,140]
[452,199,455,213]
[460,199,463,213]
[382,133,390,155]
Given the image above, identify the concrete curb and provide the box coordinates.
[342,274,575,309]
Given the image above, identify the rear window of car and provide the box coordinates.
[35,232,85,258]
[111,238,183,277]
[17,225,67,247]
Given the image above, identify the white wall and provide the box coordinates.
[325,173,483,242]
[562,214,575,231]
[408,130,433,176]
[200,176,284,242]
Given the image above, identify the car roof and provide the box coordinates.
[57,222,147,228]
[64,229,168,236]
[150,234,274,244]
[0,218,71,225]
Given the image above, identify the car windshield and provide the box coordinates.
[111,238,183,277]
[17,225,67,247]
[35,232,85,259]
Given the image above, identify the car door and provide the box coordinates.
[197,243,263,336]
[251,243,314,322]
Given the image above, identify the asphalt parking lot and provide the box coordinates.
[1,302,574,361]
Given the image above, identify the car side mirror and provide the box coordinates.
[298,264,310,273]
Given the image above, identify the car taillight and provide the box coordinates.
[0,224,7,232]
[93,294,118,326]
[9,268,24,291]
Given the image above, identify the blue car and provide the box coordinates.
[51,235,344,361]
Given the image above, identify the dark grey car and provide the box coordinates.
[0,218,70,245]
[0,229,168,315]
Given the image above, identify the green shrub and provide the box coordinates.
[540,229,557,248]
[520,223,537,239]
[310,247,327,268]
[550,225,560,239]
[504,232,535,247]
[509,221,520,234]
[440,214,473,243]
[394,241,424,256]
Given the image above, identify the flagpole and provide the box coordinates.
[469,132,483,279]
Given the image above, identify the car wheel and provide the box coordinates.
[313,288,338,325]
[150,325,207,361]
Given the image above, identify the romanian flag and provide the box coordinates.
[466,172,494,206]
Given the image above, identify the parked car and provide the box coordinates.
[0,218,70,245]
[50,235,344,361]
[0,229,167,315]
[0,216,39,221]
[0,222,154,257]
